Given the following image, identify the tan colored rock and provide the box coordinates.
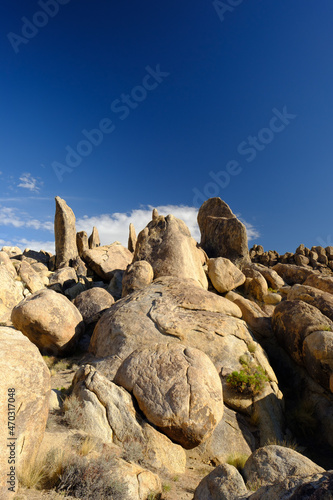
[128,222,137,253]
[0,251,16,277]
[272,263,316,285]
[242,267,268,302]
[288,283,333,321]
[108,458,161,500]
[197,197,250,268]
[0,266,24,324]
[225,291,273,339]
[82,242,133,281]
[16,260,45,293]
[243,445,324,487]
[115,343,224,448]
[272,300,333,365]
[294,253,310,267]
[263,292,282,305]
[74,287,114,325]
[248,263,285,290]
[208,257,246,293]
[304,273,333,295]
[107,269,124,300]
[72,364,186,474]
[133,213,208,289]
[194,464,247,500]
[11,289,84,355]
[303,330,333,392]
[88,226,100,249]
[0,328,50,494]
[76,230,88,256]
[193,406,255,464]
[1,246,22,258]
[48,266,78,292]
[121,260,154,297]
[54,196,78,269]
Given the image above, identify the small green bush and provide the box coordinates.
[226,453,249,471]
[227,364,269,395]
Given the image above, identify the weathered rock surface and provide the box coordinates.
[121,260,154,297]
[115,343,224,448]
[82,242,133,281]
[197,197,250,268]
[11,289,85,355]
[133,212,208,289]
[208,257,246,293]
[194,464,247,500]
[272,263,316,285]
[243,445,324,487]
[225,291,273,340]
[303,330,333,392]
[16,260,46,293]
[72,364,186,475]
[0,266,24,323]
[88,226,100,249]
[76,230,89,256]
[272,299,333,366]
[0,328,50,494]
[304,273,333,295]
[74,287,114,325]
[48,266,78,292]
[0,250,16,277]
[128,222,137,253]
[54,196,78,269]
[249,263,285,290]
[288,283,333,321]
[193,406,255,464]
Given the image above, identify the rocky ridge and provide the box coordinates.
[1,195,332,499]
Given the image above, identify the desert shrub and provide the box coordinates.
[267,287,278,293]
[78,435,97,456]
[264,437,301,451]
[18,448,69,490]
[226,453,249,471]
[288,399,318,437]
[57,455,126,499]
[226,364,269,395]
[247,341,257,353]
[62,394,87,429]
[162,483,171,492]
[313,324,332,332]
[121,435,145,465]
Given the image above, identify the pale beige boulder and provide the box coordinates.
[11,289,84,355]
[121,260,154,297]
[82,242,133,281]
[128,222,137,252]
[197,197,250,268]
[303,330,333,392]
[16,260,45,293]
[288,283,333,321]
[48,266,78,292]
[54,196,78,269]
[272,263,315,285]
[1,246,22,258]
[0,266,24,324]
[134,213,208,289]
[109,458,161,500]
[243,445,324,487]
[208,257,246,293]
[0,251,16,277]
[194,464,247,500]
[0,328,50,494]
[250,263,285,290]
[115,343,223,449]
[304,273,333,295]
[272,300,333,366]
[76,230,89,256]
[88,226,100,249]
[72,365,186,475]
[74,287,114,325]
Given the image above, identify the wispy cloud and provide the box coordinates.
[0,206,52,231]
[18,173,43,193]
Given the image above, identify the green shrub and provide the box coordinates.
[226,453,249,471]
[227,364,269,395]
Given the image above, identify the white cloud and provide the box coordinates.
[77,204,259,247]
[0,205,53,231]
[12,238,55,254]
[18,173,43,193]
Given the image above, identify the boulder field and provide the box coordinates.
[1,195,333,498]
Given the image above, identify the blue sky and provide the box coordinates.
[1,0,332,254]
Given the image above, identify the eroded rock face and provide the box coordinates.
[128,222,137,253]
[197,197,250,268]
[11,289,85,355]
[194,464,247,500]
[54,196,78,269]
[88,226,100,249]
[243,445,324,487]
[304,273,333,295]
[272,300,333,366]
[0,328,50,494]
[72,365,186,475]
[288,283,333,321]
[0,266,24,324]
[74,287,114,325]
[82,242,133,281]
[133,213,208,289]
[121,260,154,297]
[208,257,246,293]
[115,343,224,448]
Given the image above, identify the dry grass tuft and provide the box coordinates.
[225,452,249,471]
